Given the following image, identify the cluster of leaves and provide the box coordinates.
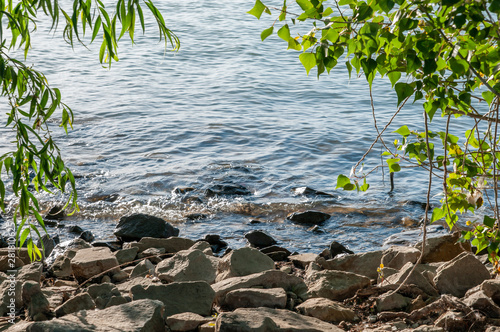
[0,0,178,261]
[250,0,500,264]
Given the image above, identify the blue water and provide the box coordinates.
[0,0,482,253]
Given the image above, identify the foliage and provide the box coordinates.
[0,0,178,261]
[250,0,500,268]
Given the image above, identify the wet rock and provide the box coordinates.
[173,187,195,195]
[287,210,331,225]
[319,250,383,279]
[91,241,121,251]
[185,213,208,221]
[292,187,335,198]
[157,249,217,283]
[261,245,291,257]
[376,292,412,312]
[415,232,471,263]
[381,262,439,297]
[221,287,287,310]
[464,290,500,318]
[216,247,274,282]
[70,247,120,282]
[68,225,84,234]
[213,270,309,305]
[54,292,95,317]
[114,247,139,265]
[296,297,358,323]
[205,184,251,197]
[131,281,215,317]
[114,213,179,242]
[79,230,95,243]
[130,259,155,279]
[45,205,65,221]
[329,241,354,257]
[125,237,194,253]
[37,234,60,259]
[308,225,325,233]
[381,246,420,269]
[204,234,228,253]
[433,252,491,298]
[306,270,371,301]
[289,253,317,269]
[17,262,43,283]
[45,238,92,266]
[215,307,343,332]
[244,230,276,248]
[166,312,213,331]
[22,281,51,320]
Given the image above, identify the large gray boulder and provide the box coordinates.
[70,247,119,282]
[319,250,383,279]
[215,307,343,331]
[114,213,179,242]
[156,249,217,283]
[216,247,275,282]
[306,270,371,301]
[130,281,215,317]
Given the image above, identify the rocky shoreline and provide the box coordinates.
[0,212,499,331]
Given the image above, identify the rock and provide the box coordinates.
[114,213,179,242]
[434,252,491,298]
[434,310,469,331]
[80,230,95,243]
[49,249,77,278]
[481,279,500,304]
[87,283,125,309]
[138,247,165,264]
[70,247,120,282]
[22,280,50,320]
[0,248,33,264]
[204,234,228,253]
[55,292,95,317]
[292,187,335,198]
[17,299,165,331]
[215,307,343,332]
[17,262,43,283]
[376,292,412,312]
[157,249,217,283]
[112,270,129,282]
[244,230,276,248]
[213,270,308,305]
[306,270,371,301]
[260,245,292,256]
[185,213,208,221]
[0,255,24,272]
[131,281,215,317]
[173,187,195,195]
[130,259,156,279]
[37,234,59,259]
[45,205,65,221]
[205,184,251,197]
[287,211,331,225]
[166,312,212,331]
[296,297,358,323]
[216,247,274,282]
[0,278,23,316]
[266,251,290,262]
[114,247,139,265]
[329,241,354,257]
[415,232,471,263]
[125,237,194,253]
[45,238,92,266]
[221,287,287,310]
[464,290,500,318]
[199,322,216,332]
[381,246,421,269]
[289,253,317,269]
[68,225,84,234]
[191,241,213,255]
[381,262,439,297]
[319,250,383,279]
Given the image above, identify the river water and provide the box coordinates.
[0,0,481,253]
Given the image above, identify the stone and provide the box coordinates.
[138,247,165,264]
[45,205,65,221]
[70,247,119,282]
[216,247,274,282]
[381,246,421,269]
[212,270,308,305]
[191,241,213,255]
[112,270,129,282]
[292,187,335,198]
[125,237,195,254]
[434,310,469,331]
[199,322,216,332]
[376,292,412,312]
[215,307,343,332]
[0,278,22,317]
[260,245,291,256]
[306,270,371,301]
[415,232,471,263]
[16,299,165,332]
[286,210,331,225]
[329,241,354,257]
[130,259,156,279]
[244,230,276,248]
[0,255,24,272]
[22,281,50,320]
[296,297,358,323]
[464,290,500,318]
[17,262,43,283]
[114,247,139,265]
[221,287,287,310]
[41,286,76,308]
[434,252,491,298]
[48,249,77,278]
[266,251,290,262]
[37,234,60,259]
[0,248,32,264]
[382,262,439,297]
[166,312,212,331]
[80,230,95,243]
[87,283,121,309]
[54,292,95,317]
[69,225,84,234]
[114,213,179,242]
[320,250,383,279]
[289,253,317,269]
[45,238,92,266]
[205,184,251,197]
[131,281,215,317]
[204,234,228,253]
[157,249,217,283]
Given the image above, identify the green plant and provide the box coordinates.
[0,0,178,261]
[250,0,500,263]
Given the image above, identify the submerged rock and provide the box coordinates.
[205,184,251,197]
[244,230,277,248]
[114,213,179,242]
[287,211,331,225]
[292,187,336,198]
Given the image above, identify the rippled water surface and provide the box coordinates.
[0,0,480,252]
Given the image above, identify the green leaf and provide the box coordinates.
[299,52,316,75]
[387,71,400,88]
[386,158,401,172]
[379,0,395,13]
[287,37,302,51]
[431,207,445,222]
[336,174,350,189]
[489,0,500,14]
[484,215,496,228]
[394,83,414,106]
[261,26,274,41]
[277,24,290,41]
[393,125,411,137]
[247,0,267,19]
